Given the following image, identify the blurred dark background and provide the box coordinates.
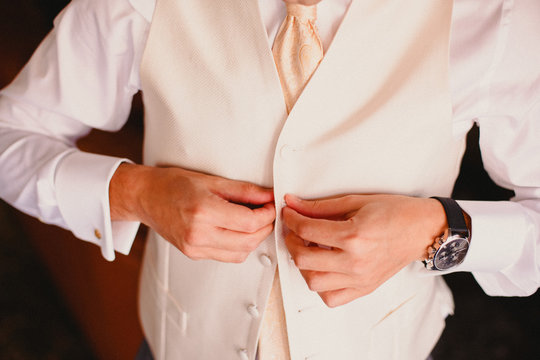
[0,1,538,359]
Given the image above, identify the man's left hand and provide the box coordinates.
[282,193,447,308]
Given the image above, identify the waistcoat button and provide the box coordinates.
[259,254,273,267]
[238,348,249,360]
[247,304,259,318]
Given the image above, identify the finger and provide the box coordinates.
[209,199,276,233]
[184,221,273,252]
[282,206,351,248]
[180,245,252,264]
[285,232,345,273]
[216,178,274,205]
[214,222,274,251]
[285,194,361,219]
[318,288,367,308]
[179,223,273,262]
[301,270,356,292]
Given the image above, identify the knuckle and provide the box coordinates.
[231,253,249,264]
[350,259,365,276]
[183,228,200,246]
[181,245,201,260]
[326,301,340,309]
[351,285,373,299]
[188,203,208,222]
[345,219,362,237]
[343,194,357,206]
[183,200,210,222]
[239,241,255,253]
[321,293,340,308]
[346,237,364,255]
[362,286,377,297]
[244,219,259,234]
[307,281,317,292]
[261,224,274,237]
[296,223,310,239]
[246,239,261,252]
[305,273,321,292]
[292,253,307,269]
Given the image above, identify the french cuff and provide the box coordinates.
[55,151,140,261]
[454,200,530,273]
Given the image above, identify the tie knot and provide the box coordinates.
[286,4,317,22]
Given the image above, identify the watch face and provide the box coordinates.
[433,236,469,270]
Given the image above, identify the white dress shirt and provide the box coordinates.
[0,0,539,297]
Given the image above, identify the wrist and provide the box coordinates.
[423,197,471,270]
[109,162,150,221]
[414,197,448,261]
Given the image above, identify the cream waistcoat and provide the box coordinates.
[138,0,464,359]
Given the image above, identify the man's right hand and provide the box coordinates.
[109,163,276,263]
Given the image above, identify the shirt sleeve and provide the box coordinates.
[451,0,540,296]
[0,0,150,260]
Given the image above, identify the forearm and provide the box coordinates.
[0,126,74,226]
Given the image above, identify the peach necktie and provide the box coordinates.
[272,3,324,113]
[258,4,323,360]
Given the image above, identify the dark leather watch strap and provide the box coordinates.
[431,196,469,235]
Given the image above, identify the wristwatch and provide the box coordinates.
[423,197,470,271]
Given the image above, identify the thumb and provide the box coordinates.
[284,194,360,219]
